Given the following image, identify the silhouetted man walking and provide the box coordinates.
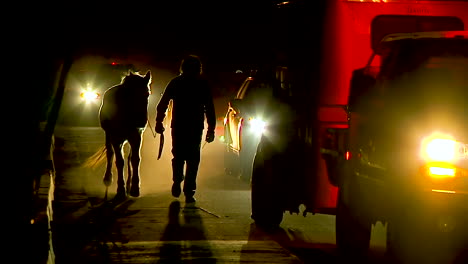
[155,55,216,203]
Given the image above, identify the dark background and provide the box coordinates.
[9,1,324,257]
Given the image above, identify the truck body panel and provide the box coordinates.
[314,0,468,215]
[250,0,468,260]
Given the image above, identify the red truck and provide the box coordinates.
[250,1,468,263]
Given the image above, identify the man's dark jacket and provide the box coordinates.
[156,75,216,132]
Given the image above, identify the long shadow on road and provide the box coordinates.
[52,197,138,264]
[157,200,216,264]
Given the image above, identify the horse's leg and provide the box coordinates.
[103,132,114,186]
[126,144,132,195]
[128,129,143,197]
[113,140,126,199]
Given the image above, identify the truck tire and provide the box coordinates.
[239,143,256,182]
[250,148,283,230]
[386,221,408,264]
[386,207,438,264]
[336,187,371,260]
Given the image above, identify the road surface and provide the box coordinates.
[51,126,388,264]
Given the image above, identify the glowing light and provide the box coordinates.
[345,151,351,160]
[426,138,456,162]
[249,117,266,135]
[277,1,290,6]
[432,189,456,194]
[428,166,456,178]
[421,133,457,162]
[80,89,100,103]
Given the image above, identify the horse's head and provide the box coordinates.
[122,70,152,96]
[99,70,152,131]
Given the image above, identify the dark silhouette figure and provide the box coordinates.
[85,71,152,200]
[155,55,216,203]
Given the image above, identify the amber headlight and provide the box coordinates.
[420,133,468,179]
[421,162,456,179]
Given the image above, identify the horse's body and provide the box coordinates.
[98,71,151,199]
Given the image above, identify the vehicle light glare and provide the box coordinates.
[249,118,266,135]
[345,151,351,160]
[428,167,456,178]
[424,138,456,162]
[432,189,456,194]
[80,90,100,103]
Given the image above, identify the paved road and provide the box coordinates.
[51,126,388,264]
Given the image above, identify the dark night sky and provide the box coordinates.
[13,0,321,75]
[13,0,320,102]
[56,1,279,66]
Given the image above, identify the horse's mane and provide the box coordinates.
[123,70,152,84]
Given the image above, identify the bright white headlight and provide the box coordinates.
[80,89,100,103]
[421,133,457,162]
[426,138,457,162]
[248,117,266,135]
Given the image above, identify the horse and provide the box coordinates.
[84,70,152,200]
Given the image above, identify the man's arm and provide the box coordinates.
[156,80,174,123]
[204,83,217,132]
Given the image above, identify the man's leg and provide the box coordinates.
[183,130,203,202]
[171,129,185,197]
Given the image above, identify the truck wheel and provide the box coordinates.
[386,208,436,264]
[336,188,371,259]
[386,221,406,263]
[250,149,283,230]
[239,147,255,182]
[387,220,429,263]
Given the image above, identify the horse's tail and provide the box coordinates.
[82,145,107,169]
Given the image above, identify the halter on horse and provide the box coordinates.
[98,70,151,199]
